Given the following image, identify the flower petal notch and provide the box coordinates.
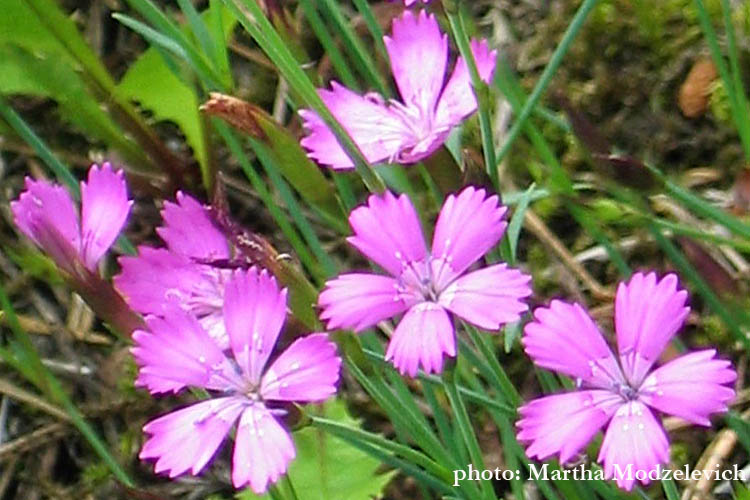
[319,186,531,377]
[135,267,342,494]
[300,11,496,169]
[11,163,132,275]
[517,272,736,491]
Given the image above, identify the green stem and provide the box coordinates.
[223,0,385,193]
[443,369,495,500]
[494,0,600,170]
[445,4,498,187]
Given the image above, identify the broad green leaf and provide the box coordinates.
[237,400,395,500]
[115,6,237,184]
[117,48,208,171]
[0,45,145,166]
[0,0,72,60]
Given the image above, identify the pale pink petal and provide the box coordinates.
[385,302,455,377]
[435,39,497,129]
[115,247,203,315]
[517,390,621,464]
[522,300,624,388]
[232,404,295,493]
[318,273,413,331]
[132,311,241,394]
[140,397,245,478]
[224,268,287,383]
[11,177,80,270]
[615,272,689,384]
[79,163,132,270]
[348,191,428,276]
[385,11,447,115]
[598,401,670,491]
[431,186,507,286]
[156,191,230,259]
[299,83,411,169]
[439,263,531,330]
[640,349,736,425]
[115,247,230,348]
[261,333,341,402]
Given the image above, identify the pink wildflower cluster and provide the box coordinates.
[8,5,739,493]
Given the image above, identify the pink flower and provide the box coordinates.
[134,268,341,493]
[517,272,736,491]
[300,11,496,169]
[319,186,531,377]
[11,163,131,275]
[401,0,429,5]
[115,192,233,348]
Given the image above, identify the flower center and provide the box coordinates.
[614,382,640,401]
[396,257,439,303]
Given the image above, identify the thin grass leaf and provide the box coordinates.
[351,0,387,59]
[443,370,495,500]
[0,95,78,193]
[494,0,601,171]
[119,0,224,89]
[693,0,750,159]
[308,414,453,484]
[506,183,536,263]
[445,5,498,186]
[662,478,680,500]
[298,0,359,88]
[221,0,385,192]
[316,0,388,94]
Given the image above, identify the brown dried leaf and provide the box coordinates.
[677,236,738,297]
[200,93,264,138]
[731,167,750,215]
[678,57,718,118]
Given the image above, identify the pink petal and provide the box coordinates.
[439,263,531,330]
[232,404,296,493]
[435,39,497,129]
[385,11,447,115]
[522,300,624,388]
[615,272,689,384]
[348,191,428,276]
[79,163,132,270]
[598,401,670,491]
[132,310,240,394]
[517,390,621,464]
[224,268,287,383]
[156,191,230,259]
[299,83,411,169]
[431,186,507,285]
[140,397,244,478]
[11,177,80,271]
[385,302,455,377]
[261,333,341,402]
[639,349,736,425]
[115,247,230,348]
[318,273,413,331]
[115,247,202,314]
